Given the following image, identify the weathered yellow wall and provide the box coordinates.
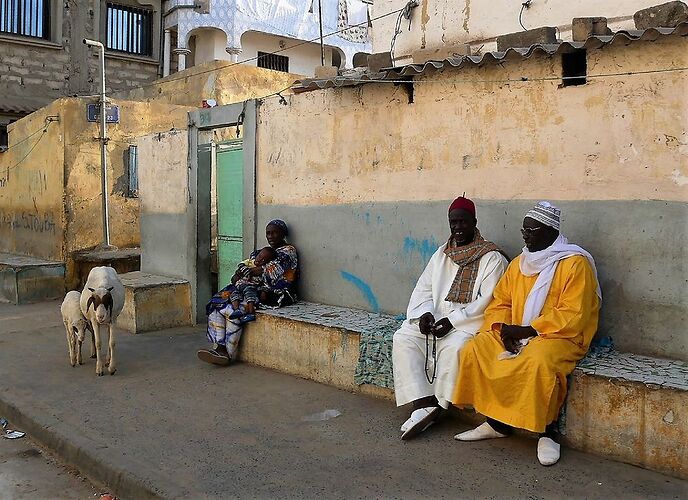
[253,36,688,361]
[258,37,688,206]
[1,97,194,276]
[62,98,194,287]
[113,60,300,107]
[0,101,67,261]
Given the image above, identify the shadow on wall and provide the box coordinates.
[256,199,687,361]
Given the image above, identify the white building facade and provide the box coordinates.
[163,0,372,76]
[372,0,677,65]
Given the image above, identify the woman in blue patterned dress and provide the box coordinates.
[197,219,299,365]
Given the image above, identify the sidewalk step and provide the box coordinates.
[0,253,65,304]
[241,301,687,479]
[116,271,192,334]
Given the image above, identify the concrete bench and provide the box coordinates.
[116,272,192,334]
[71,247,141,290]
[240,301,687,479]
[0,253,64,304]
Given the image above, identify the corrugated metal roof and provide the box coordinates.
[293,22,688,92]
[0,95,53,115]
[293,70,386,93]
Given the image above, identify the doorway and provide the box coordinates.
[216,140,244,289]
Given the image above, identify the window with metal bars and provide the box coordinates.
[106,2,153,57]
[0,0,51,40]
[257,51,289,73]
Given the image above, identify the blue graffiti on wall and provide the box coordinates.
[339,271,380,313]
[403,236,438,265]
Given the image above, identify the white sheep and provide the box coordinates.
[80,266,124,376]
[60,290,95,367]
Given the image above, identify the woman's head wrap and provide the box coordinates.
[524,201,561,230]
[267,219,289,237]
[448,196,476,216]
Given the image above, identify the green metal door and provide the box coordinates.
[216,140,244,288]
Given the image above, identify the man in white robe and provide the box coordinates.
[393,196,508,440]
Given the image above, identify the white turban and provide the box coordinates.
[525,201,561,230]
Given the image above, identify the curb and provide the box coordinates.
[0,393,194,499]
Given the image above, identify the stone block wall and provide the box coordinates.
[0,1,161,115]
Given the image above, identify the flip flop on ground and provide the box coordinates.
[197,349,231,366]
[401,406,441,440]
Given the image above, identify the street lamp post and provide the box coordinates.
[83,38,113,250]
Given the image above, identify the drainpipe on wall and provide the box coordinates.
[83,38,114,250]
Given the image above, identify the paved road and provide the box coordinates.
[0,434,99,499]
[0,301,686,499]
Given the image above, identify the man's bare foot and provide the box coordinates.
[245,302,256,314]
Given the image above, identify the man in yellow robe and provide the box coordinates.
[452,201,601,466]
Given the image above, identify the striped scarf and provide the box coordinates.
[444,229,502,304]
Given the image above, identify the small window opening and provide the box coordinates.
[394,79,414,104]
[562,50,587,87]
[402,81,414,104]
[257,51,289,73]
[0,124,8,151]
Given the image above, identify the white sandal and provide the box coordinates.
[401,407,441,440]
[537,437,561,466]
[454,422,508,441]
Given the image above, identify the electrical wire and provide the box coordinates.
[2,126,49,173]
[519,1,532,31]
[390,10,405,61]
[391,1,419,61]
[0,119,54,153]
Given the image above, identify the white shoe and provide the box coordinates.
[400,416,413,433]
[400,407,441,440]
[454,422,508,441]
[537,437,561,466]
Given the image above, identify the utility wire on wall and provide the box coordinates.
[519,1,532,31]
[1,118,58,174]
[0,117,57,153]
[390,1,419,60]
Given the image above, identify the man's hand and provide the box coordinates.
[502,336,521,353]
[432,318,453,338]
[418,312,436,336]
[500,324,537,352]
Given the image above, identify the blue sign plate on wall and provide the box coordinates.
[87,104,120,123]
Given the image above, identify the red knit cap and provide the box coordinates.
[448,196,475,216]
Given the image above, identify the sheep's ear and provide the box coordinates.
[88,287,95,292]
[106,286,114,292]
[87,296,95,312]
